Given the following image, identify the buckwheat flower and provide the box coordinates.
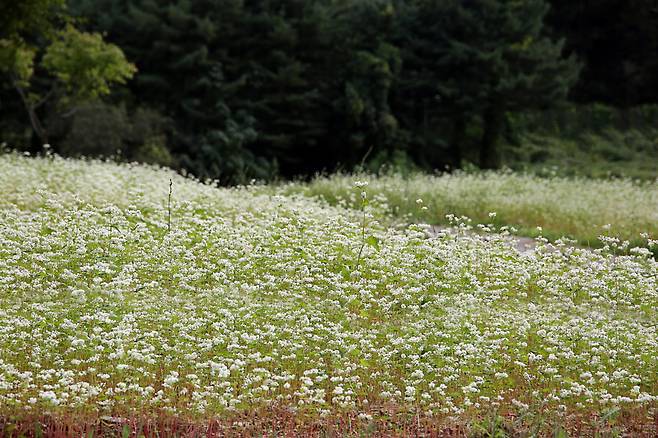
[353,181,368,188]
[39,391,58,404]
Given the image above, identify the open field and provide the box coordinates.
[277,171,658,251]
[0,154,656,436]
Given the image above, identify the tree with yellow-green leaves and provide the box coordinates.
[0,1,135,146]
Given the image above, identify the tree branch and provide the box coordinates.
[12,76,48,145]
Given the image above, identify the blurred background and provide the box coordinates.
[1,0,657,184]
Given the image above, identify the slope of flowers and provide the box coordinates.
[0,154,656,435]
[277,171,658,247]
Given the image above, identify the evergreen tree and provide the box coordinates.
[217,0,335,176]
[70,0,277,183]
[547,0,658,106]
[330,0,402,168]
[396,0,580,169]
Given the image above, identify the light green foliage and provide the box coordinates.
[42,25,136,101]
[0,154,655,434]
[0,1,135,147]
[0,0,64,83]
[0,39,36,86]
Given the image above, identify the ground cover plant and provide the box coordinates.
[0,153,656,436]
[278,171,658,250]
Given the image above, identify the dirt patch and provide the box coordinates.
[422,225,538,253]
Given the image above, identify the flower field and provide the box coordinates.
[277,171,658,249]
[0,154,656,436]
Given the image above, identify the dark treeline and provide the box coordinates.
[1,0,656,183]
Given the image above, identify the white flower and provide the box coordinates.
[164,372,179,387]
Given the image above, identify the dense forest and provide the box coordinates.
[1,0,657,183]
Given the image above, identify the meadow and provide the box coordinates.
[277,170,658,250]
[0,153,656,436]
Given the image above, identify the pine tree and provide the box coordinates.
[217,0,335,176]
[70,0,277,183]
[547,0,658,106]
[395,0,580,169]
[330,0,402,167]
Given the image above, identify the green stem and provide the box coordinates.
[167,178,172,233]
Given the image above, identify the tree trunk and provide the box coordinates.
[14,82,48,146]
[449,116,465,169]
[480,105,503,169]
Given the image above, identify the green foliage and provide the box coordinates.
[0,39,37,86]
[52,101,173,166]
[180,114,278,185]
[547,0,658,105]
[8,0,654,183]
[333,1,402,160]
[42,25,136,101]
[394,0,580,169]
[503,104,658,179]
[0,0,135,150]
[128,108,173,166]
[67,0,280,182]
[0,0,65,40]
[56,101,128,157]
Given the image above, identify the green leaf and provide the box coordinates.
[553,426,568,438]
[0,39,36,86]
[365,235,380,251]
[34,422,43,438]
[340,266,351,280]
[42,25,136,102]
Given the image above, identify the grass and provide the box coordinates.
[0,153,656,436]
[274,170,658,250]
